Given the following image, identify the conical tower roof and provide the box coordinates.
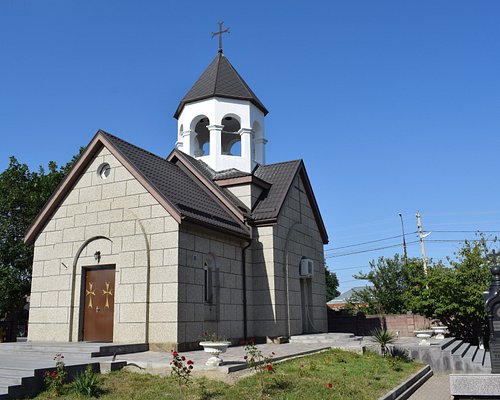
[174,52,268,119]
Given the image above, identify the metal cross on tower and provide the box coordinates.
[212,21,230,53]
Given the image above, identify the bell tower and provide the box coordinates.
[174,41,268,173]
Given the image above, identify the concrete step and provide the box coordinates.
[0,377,22,387]
[452,342,470,358]
[484,353,491,369]
[0,342,148,358]
[462,345,478,360]
[439,337,458,350]
[0,342,133,399]
[0,370,33,379]
[444,339,463,354]
[472,348,486,364]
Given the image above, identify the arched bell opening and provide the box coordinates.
[191,116,210,156]
[221,115,241,156]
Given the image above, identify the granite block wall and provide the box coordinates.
[29,146,179,345]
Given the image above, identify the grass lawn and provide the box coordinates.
[34,349,423,400]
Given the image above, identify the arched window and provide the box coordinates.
[221,115,241,156]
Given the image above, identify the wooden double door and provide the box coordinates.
[83,267,115,342]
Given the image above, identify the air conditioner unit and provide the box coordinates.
[300,257,314,278]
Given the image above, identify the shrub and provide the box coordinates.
[73,365,100,397]
[371,328,396,357]
[242,338,276,397]
[43,353,67,395]
[170,350,194,397]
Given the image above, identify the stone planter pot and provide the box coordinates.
[199,341,231,366]
[414,329,433,346]
[431,326,448,340]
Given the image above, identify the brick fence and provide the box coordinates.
[327,309,432,337]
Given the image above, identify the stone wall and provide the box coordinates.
[327,310,432,337]
[29,146,179,345]
[177,225,246,349]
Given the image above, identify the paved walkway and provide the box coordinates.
[408,374,451,400]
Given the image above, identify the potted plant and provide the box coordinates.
[199,331,231,366]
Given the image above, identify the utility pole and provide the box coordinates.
[416,211,428,275]
[398,213,408,265]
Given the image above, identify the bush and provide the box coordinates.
[371,328,396,357]
[387,346,411,362]
[73,365,100,397]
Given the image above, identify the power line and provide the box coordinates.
[426,230,500,234]
[426,239,498,243]
[326,240,420,258]
[330,265,371,271]
[325,231,418,252]
[340,278,370,284]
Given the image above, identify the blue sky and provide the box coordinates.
[1,1,499,293]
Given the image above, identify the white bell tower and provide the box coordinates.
[173,51,268,173]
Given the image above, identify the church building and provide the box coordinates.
[24,44,329,350]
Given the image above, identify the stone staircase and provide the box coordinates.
[403,337,491,374]
[0,342,144,399]
[289,332,364,353]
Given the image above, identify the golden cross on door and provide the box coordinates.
[102,282,113,308]
[86,282,95,308]
[212,21,230,53]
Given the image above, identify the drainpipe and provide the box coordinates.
[242,219,253,339]
[283,222,301,339]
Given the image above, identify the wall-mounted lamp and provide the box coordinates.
[94,251,101,263]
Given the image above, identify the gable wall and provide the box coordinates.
[28,147,180,345]
[249,174,326,338]
[275,174,327,334]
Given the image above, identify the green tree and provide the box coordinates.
[0,151,82,330]
[352,254,424,315]
[407,237,495,344]
[324,266,340,301]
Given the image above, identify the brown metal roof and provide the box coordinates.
[170,154,329,244]
[25,131,327,245]
[24,131,250,244]
[174,52,268,119]
[253,160,302,220]
[99,132,249,236]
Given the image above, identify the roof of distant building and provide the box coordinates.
[327,286,373,304]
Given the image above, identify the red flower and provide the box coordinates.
[51,371,56,377]
[172,351,178,358]
[249,338,255,344]
[241,339,246,345]
[187,360,193,365]
[266,365,273,372]
[328,383,333,389]
[60,355,64,359]
[244,355,248,360]
[181,356,186,361]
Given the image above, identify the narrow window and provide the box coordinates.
[204,264,209,302]
[204,261,213,303]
